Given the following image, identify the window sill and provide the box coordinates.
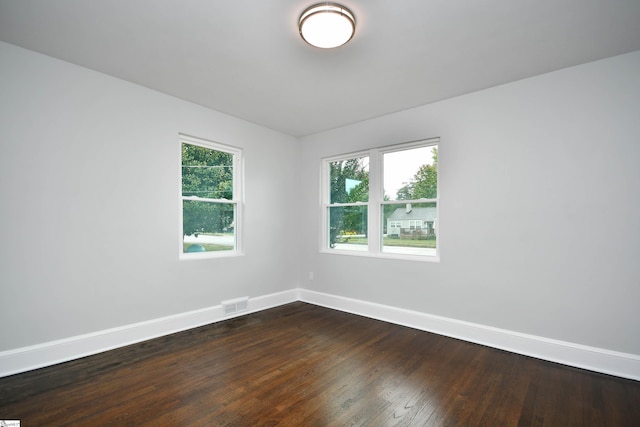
[179,251,245,261]
[319,248,440,263]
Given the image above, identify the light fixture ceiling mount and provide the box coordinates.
[299,3,356,49]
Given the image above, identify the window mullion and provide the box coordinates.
[328,202,368,207]
[381,198,437,205]
[368,148,382,254]
[182,196,236,203]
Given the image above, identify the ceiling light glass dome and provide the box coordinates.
[299,3,356,49]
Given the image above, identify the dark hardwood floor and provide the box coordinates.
[1,302,639,426]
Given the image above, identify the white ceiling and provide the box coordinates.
[1,0,640,137]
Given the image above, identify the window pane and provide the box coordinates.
[382,202,436,256]
[328,205,368,251]
[384,145,438,201]
[182,200,235,252]
[182,143,234,199]
[329,156,369,203]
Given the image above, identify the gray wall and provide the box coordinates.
[1,40,639,360]
[0,42,300,350]
[298,51,640,355]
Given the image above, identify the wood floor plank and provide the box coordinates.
[1,302,639,426]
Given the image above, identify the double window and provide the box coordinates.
[323,138,439,260]
[180,135,242,258]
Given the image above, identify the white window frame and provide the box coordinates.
[321,138,439,262]
[179,134,243,260]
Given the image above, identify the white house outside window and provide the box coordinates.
[180,135,242,259]
[322,138,439,261]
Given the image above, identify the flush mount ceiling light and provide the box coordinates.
[299,3,356,49]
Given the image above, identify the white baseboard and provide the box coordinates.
[0,289,298,378]
[2,287,638,381]
[298,289,640,381]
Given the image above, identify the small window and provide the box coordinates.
[180,135,242,258]
[322,139,439,260]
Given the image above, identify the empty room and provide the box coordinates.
[1,1,639,425]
